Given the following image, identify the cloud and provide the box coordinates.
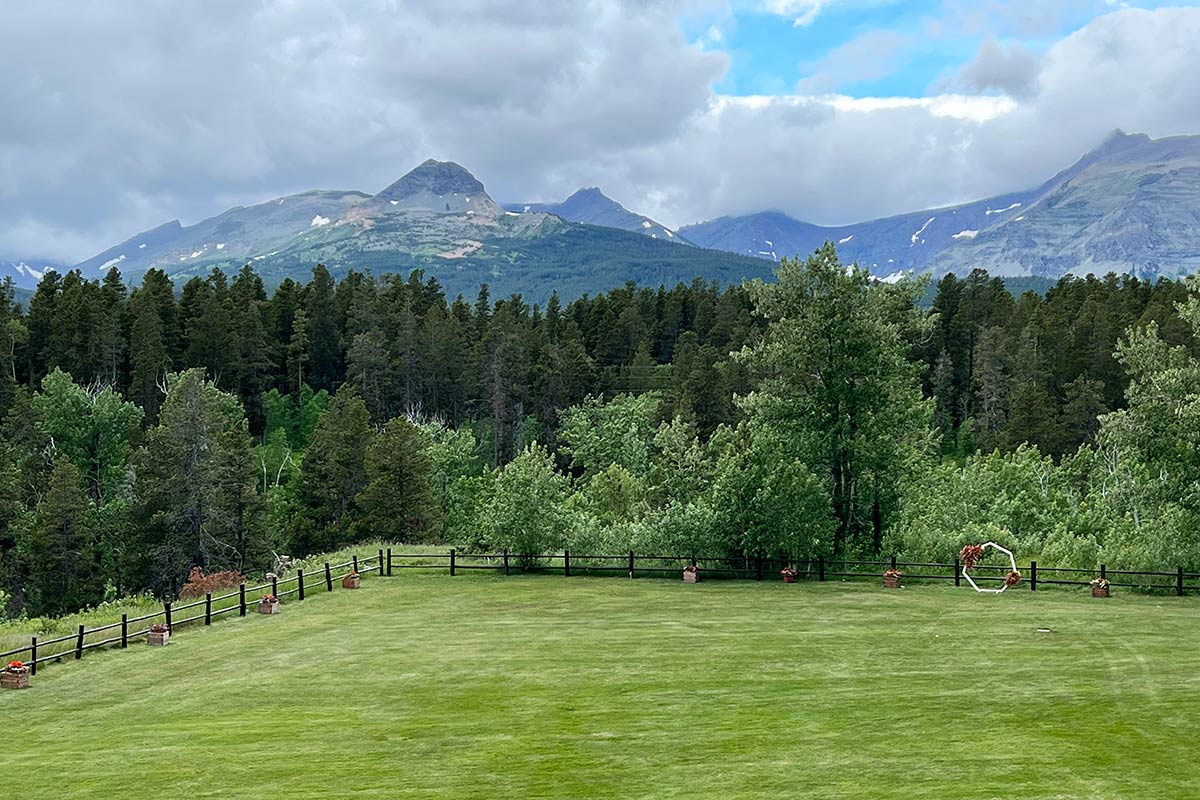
[796,30,915,94]
[944,38,1042,99]
[3,4,1200,260]
[764,0,834,26]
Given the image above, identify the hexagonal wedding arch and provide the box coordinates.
[961,541,1018,594]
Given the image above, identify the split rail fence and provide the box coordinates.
[5,548,1199,680]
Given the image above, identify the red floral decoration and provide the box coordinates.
[262,594,278,603]
[150,623,168,633]
[6,660,25,672]
[959,544,985,570]
[1004,571,1022,588]
[883,568,902,578]
[683,564,699,574]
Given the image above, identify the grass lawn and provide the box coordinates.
[3,574,1199,799]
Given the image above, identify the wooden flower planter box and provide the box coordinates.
[148,630,170,646]
[342,574,361,589]
[682,570,699,584]
[1,670,30,690]
[258,600,280,614]
[1092,585,1111,598]
[882,574,902,589]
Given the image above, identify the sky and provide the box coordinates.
[6,0,1200,262]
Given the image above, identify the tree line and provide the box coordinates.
[1,248,1198,618]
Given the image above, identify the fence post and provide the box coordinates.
[75,625,85,660]
[818,555,825,582]
[121,614,128,648]
[387,548,393,577]
[1178,567,1185,597]
[378,549,384,575]
[450,548,456,576]
[298,569,305,601]
[325,562,333,591]
[629,550,635,579]
[954,557,961,587]
[30,637,37,676]
[564,549,571,577]
[204,593,212,625]
[504,549,510,576]
[890,554,897,570]
[164,602,173,632]
[271,575,278,598]
[756,554,764,581]
[1099,563,1106,580]
[352,555,359,575]
[1030,561,1037,592]
[239,583,247,617]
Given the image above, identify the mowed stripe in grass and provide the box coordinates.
[2,575,1199,799]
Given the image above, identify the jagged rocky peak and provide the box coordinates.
[374,159,495,214]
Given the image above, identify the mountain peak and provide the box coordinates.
[377,160,486,203]
[1095,128,1151,153]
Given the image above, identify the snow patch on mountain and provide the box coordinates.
[952,229,980,240]
[986,203,1021,215]
[911,218,935,245]
[311,215,331,227]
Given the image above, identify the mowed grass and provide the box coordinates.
[3,574,1199,799]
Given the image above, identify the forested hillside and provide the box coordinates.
[1,250,1198,619]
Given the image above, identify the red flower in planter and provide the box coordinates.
[6,661,25,672]
[262,594,278,603]
[683,564,699,574]
[150,623,168,633]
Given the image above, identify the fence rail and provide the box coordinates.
[4,547,1198,681]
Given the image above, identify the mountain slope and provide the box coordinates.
[681,130,1200,280]
[0,258,66,290]
[72,161,766,303]
[507,187,684,242]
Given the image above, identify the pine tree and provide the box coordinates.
[286,386,372,555]
[21,460,102,617]
[129,287,171,423]
[356,417,441,541]
[305,264,341,391]
[287,308,310,394]
[133,369,263,596]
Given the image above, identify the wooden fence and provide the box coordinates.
[0,552,383,677]
[4,548,1199,679]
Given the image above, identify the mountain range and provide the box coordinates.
[68,160,766,303]
[9,130,1200,301]
[680,130,1200,283]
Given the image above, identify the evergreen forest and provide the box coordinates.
[3,244,1199,618]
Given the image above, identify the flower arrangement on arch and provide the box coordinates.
[959,544,985,570]
[5,660,26,673]
[1004,571,1022,588]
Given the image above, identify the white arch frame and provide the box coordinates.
[962,541,1018,594]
